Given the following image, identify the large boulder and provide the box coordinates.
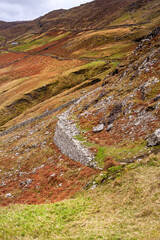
[147,129,160,147]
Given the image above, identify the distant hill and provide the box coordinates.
[0,0,154,41]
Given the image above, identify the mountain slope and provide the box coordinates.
[0,25,159,206]
[0,153,160,239]
[0,0,158,42]
[0,0,159,222]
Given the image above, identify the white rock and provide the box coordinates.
[147,128,160,147]
[93,124,104,133]
[106,123,113,132]
[5,193,12,198]
[50,173,56,178]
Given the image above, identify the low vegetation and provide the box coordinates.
[0,153,159,240]
[0,0,159,239]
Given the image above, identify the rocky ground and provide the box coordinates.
[54,27,160,167]
[0,27,159,206]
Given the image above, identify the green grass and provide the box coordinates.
[9,32,70,52]
[94,140,152,164]
[61,61,107,90]
[95,146,106,166]
[80,51,100,57]
[94,142,145,166]
[74,61,107,70]
[51,32,70,41]
[9,37,52,51]
[0,154,160,240]
[107,52,127,60]
[75,134,86,142]
[110,61,120,69]
[110,12,132,25]
[79,42,134,60]
[74,130,151,167]
[0,198,89,240]
[75,126,150,166]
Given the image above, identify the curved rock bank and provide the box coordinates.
[54,89,100,168]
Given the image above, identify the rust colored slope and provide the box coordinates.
[0,112,98,206]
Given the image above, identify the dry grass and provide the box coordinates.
[0,153,159,239]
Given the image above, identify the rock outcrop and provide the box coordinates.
[147,129,160,147]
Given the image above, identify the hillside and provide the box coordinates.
[0,0,159,41]
[0,0,160,239]
[0,153,160,239]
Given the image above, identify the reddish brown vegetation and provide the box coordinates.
[32,32,78,57]
[103,157,120,171]
[0,52,26,67]
[0,54,83,83]
[0,151,98,206]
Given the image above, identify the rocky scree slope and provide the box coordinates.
[54,27,160,168]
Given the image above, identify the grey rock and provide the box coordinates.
[25,179,33,185]
[54,117,95,167]
[147,129,160,147]
[106,123,113,132]
[19,179,33,187]
[5,193,12,198]
[93,124,104,133]
[1,182,6,186]
[134,120,141,126]
[50,173,56,178]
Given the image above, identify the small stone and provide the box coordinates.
[91,182,97,189]
[147,129,160,147]
[1,182,6,186]
[19,179,33,187]
[93,124,104,133]
[25,179,33,185]
[50,173,56,178]
[32,168,37,174]
[106,123,113,132]
[58,183,62,187]
[5,193,12,198]
[134,120,141,126]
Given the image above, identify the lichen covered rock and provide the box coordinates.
[147,129,160,147]
[93,124,104,133]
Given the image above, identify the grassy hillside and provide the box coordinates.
[0,153,159,239]
[0,1,160,239]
